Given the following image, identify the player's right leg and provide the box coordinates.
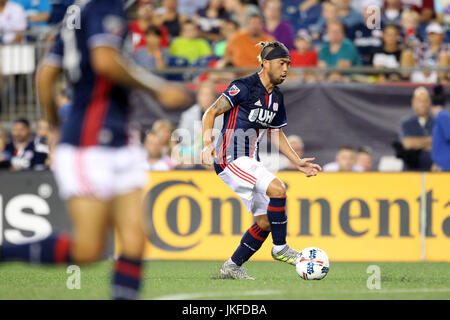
[109,189,147,300]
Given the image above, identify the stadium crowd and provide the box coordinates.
[0,0,449,172]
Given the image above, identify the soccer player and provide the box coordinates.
[201,41,322,279]
[0,0,188,299]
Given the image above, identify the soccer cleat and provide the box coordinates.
[220,260,255,280]
[271,245,302,266]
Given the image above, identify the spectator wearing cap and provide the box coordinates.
[401,21,450,83]
[224,14,274,68]
[263,0,295,50]
[4,118,48,171]
[369,24,403,81]
[431,85,450,171]
[0,0,26,44]
[168,20,212,64]
[128,0,170,53]
[318,20,361,81]
[12,0,51,29]
[134,26,169,70]
[399,87,434,171]
[290,29,317,67]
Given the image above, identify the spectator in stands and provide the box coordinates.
[431,84,450,171]
[224,14,274,68]
[381,0,403,27]
[214,19,239,58]
[151,119,175,155]
[223,0,262,28]
[35,119,50,166]
[0,133,9,169]
[356,146,373,172]
[12,0,51,29]
[335,0,364,29]
[402,22,450,83]
[155,0,187,38]
[323,145,362,172]
[402,0,435,24]
[4,118,48,171]
[48,0,74,25]
[176,81,222,164]
[177,0,208,19]
[263,0,295,50]
[399,87,434,171]
[310,1,339,45]
[143,132,175,171]
[134,26,169,70]
[0,0,27,44]
[369,24,403,81]
[282,0,322,32]
[193,0,230,42]
[280,135,305,170]
[318,20,361,81]
[347,4,384,65]
[290,29,318,67]
[399,10,422,49]
[168,20,212,64]
[129,0,170,53]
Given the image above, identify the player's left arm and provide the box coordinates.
[269,128,322,177]
[36,64,62,129]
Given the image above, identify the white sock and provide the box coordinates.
[273,244,287,253]
[227,258,237,265]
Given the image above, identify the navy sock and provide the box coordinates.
[1,233,72,264]
[267,197,287,246]
[231,223,270,266]
[112,256,143,300]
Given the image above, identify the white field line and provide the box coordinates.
[152,289,281,300]
[151,288,450,300]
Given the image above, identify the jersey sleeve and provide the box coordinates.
[86,0,127,51]
[269,94,287,129]
[221,80,249,108]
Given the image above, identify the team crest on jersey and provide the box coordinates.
[273,103,279,111]
[228,85,240,96]
[248,108,277,126]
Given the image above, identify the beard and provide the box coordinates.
[269,72,284,85]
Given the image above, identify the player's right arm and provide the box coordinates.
[90,47,190,109]
[201,95,233,166]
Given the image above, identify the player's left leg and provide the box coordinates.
[109,189,147,300]
[266,178,301,266]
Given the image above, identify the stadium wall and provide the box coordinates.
[2,171,447,262]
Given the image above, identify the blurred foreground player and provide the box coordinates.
[201,41,321,279]
[0,0,189,299]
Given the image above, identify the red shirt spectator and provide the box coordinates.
[128,0,170,52]
[290,29,318,67]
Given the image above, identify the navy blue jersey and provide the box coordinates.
[44,0,130,148]
[5,138,48,170]
[214,73,287,174]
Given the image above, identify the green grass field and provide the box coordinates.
[0,260,449,300]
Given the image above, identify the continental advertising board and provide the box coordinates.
[142,172,450,262]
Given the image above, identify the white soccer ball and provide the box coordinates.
[296,247,330,280]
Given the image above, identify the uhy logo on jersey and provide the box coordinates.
[248,108,277,126]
